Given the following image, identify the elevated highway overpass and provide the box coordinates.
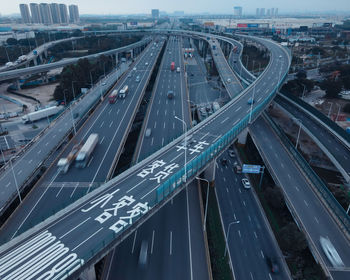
[0,33,291,279]
[0,38,150,82]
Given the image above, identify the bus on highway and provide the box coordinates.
[109,90,118,104]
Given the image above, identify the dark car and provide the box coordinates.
[221,158,228,166]
[266,257,279,273]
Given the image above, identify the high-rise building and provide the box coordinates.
[59,4,69,24]
[271,8,275,18]
[19,4,31,24]
[256,8,260,17]
[275,8,279,17]
[69,5,79,23]
[260,8,265,17]
[233,6,242,17]
[39,3,53,24]
[151,9,159,19]
[267,9,271,17]
[50,3,61,24]
[30,3,42,23]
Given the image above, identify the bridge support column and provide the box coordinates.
[44,50,48,58]
[190,37,194,48]
[115,53,119,65]
[130,49,133,59]
[199,40,203,53]
[13,79,20,90]
[237,128,249,145]
[203,160,216,186]
[79,265,96,280]
[33,57,38,66]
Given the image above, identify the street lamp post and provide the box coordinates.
[248,62,256,124]
[63,89,77,135]
[327,102,333,118]
[301,84,306,100]
[293,118,302,149]
[224,220,240,257]
[9,155,22,203]
[196,176,210,231]
[175,116,187,182]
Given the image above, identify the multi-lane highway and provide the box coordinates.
[105,36,209,280]
[0,34,291,279]
[275,94,350,182]
[215,151,291,280]
[0,36,84,72]
[0,38,164,242]
[250,116,350,280]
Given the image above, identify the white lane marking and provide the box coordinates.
[221,117,229,124]
[108,108,112,114]
[314,217,319,224]
[250,272,254,280]
[28,159,33,164]
[165,109,167,116]
[126,179,147,193]
[59,217,91,239]
[162,138,164,146]
[248,215,252,222]
[223,177,226,182]
[281,163,284,168]
[154,121,157,129]
[226,187,229,193]
[17,170,22,175]
[254,231,258,239]
[163,122,166,129]
[235,106,241,112]
[71,227,103,251]
[70,182,79,198]
[109,121,114,128]
[238,230,241,238]
[170,152,183,163]
[87,156,94,168]
[117,109,120,114]
[151,230,155,254]
[157,109,159,116]
[304,200,309,207]
[200,132,209,140]
[269,273,272,280]
[100,121,104,128]
[131,230,138,254]
[295,186,300,192]
[37,150,41,154]
[6,181,11,187]
[45,142,49,146]
[169,231,173,255]
[261,250,265,258]
[151,137,154,146]
[100,136,105,145]
[243,201,246,207]
[55,183,65,197]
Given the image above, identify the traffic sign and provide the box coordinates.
[242,164,261,174]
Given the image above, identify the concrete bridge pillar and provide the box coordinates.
[44,50,48,58]
[190,37,194,48]
[199,40,203,53]
[237,128,249,145]
[79,265,96,280]
[203,160,216,186]
[13,79,20,90]
[130,49,133,59]
[33,57,38,66]
[115,53,119,65]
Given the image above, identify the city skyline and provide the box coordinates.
[2,0,350,15]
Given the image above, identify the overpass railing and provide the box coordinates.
[278,91,350,146]
[264,112,350,237]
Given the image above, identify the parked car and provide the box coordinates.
[228,150,235,158]
[242,178,251,189]
[145,128,152,137]
[221,158,228,166]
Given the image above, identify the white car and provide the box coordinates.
[227,78,232,83]
[242,178,251,189]
[133,67,137,71]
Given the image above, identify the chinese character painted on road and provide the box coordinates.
[81,189,120,213]
[137,160,166,178]
[95,195,135,224]
[149,163,179,183]
[188,141,209,154]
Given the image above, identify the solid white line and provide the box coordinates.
[126,179,147,193]
[59,217,91,239]
[261,250,265,258]
[100,136,105,145]
[151,230,155,255]
[11,171,60,239]
[221,117,229,124]
[170,152,183,163]
[71,227,103,251]
[254,231,258,239]
[70,182,79,198]
[235,106,241,112]
[169,231,173,255]
[55,183,65,197]
[186,184,194,280]
[131,230,138,254]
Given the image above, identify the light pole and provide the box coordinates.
[63,89,76,135]
[327,102,333,118]
[224,220,240,257]
[301,84,306,100]
[293,118,302,149]
[175,116,187,182]
[335,104,341,122]
[9,155,22,203]
[98,75,105,101]
[248,66,256,124]
[196,176,210,231]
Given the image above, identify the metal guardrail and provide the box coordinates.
[263,112,350,237]
[278,91,350,145]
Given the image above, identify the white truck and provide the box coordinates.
[75,134,99,168]
[57,144,81,174]
[212,102,220,112]
[119,85,129,99]
[22,106,63,124]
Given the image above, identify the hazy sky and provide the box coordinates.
[2,0,350,15]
